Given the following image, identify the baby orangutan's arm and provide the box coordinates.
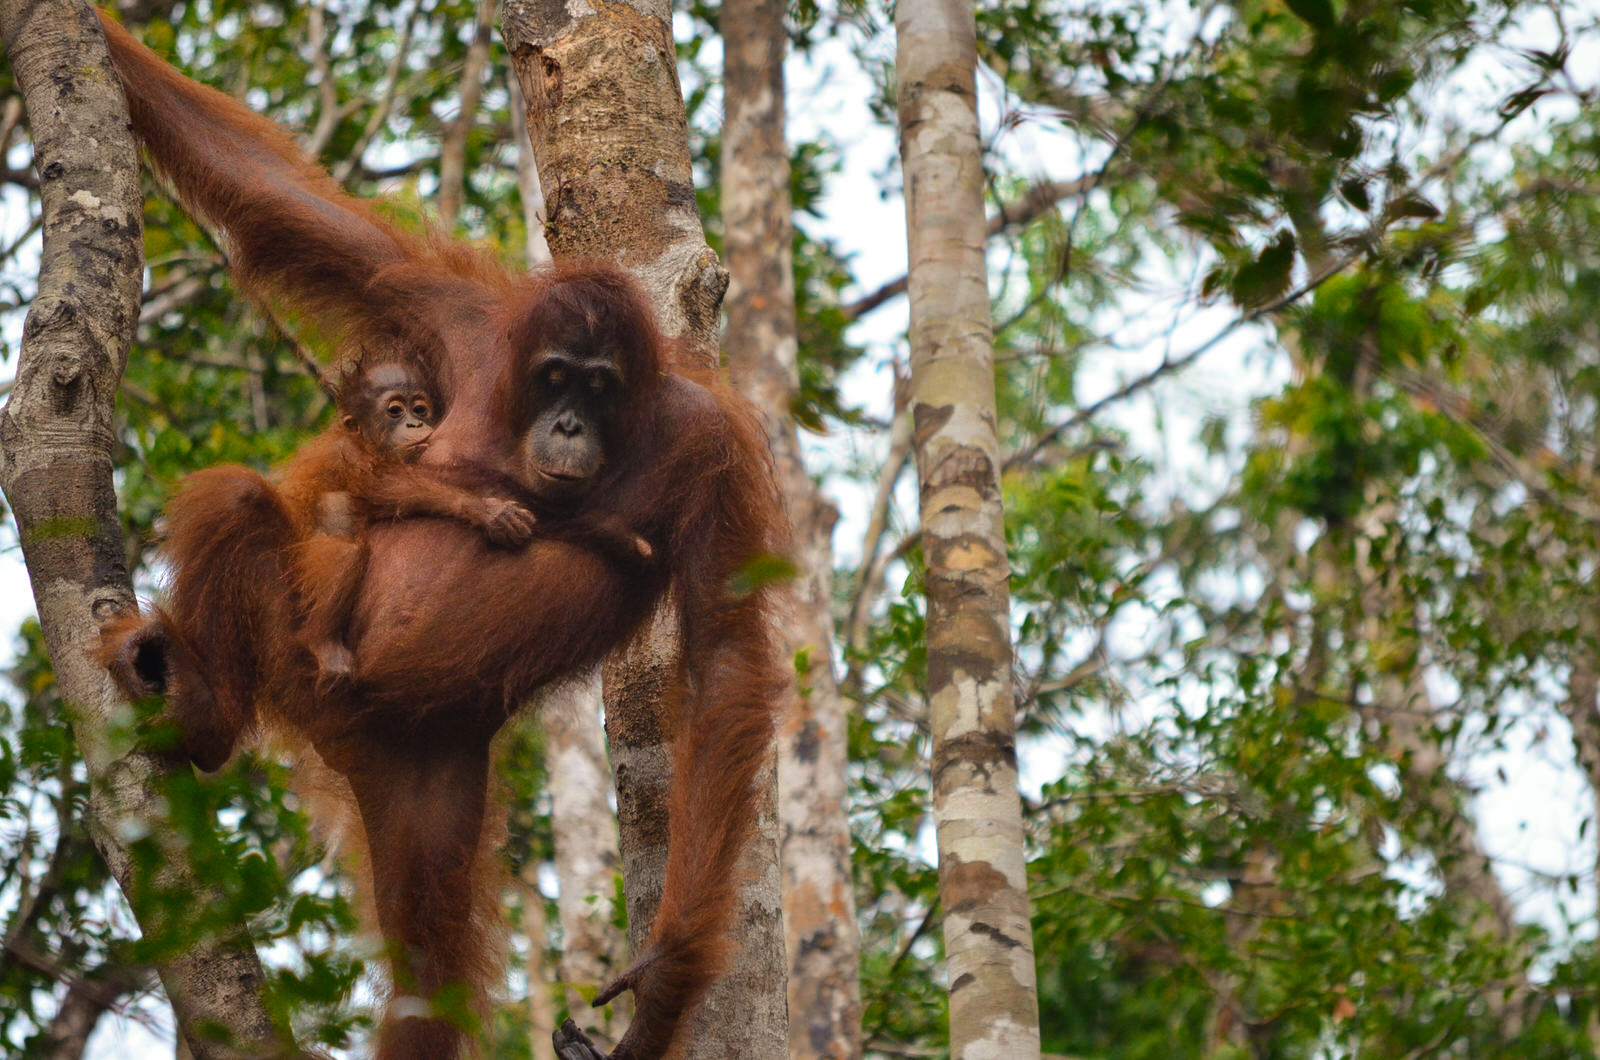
[361,465,538,548]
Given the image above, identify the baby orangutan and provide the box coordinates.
[288,351,539,691]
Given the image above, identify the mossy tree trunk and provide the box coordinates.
[0,3,286,1056]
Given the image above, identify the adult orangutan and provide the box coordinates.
[94,12,786,1060]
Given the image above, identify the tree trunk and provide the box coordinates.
[1564,630,1600,1050]
[520,869,560,1060]
[895,0,1043,1056]
[544,674,629,1043]
[1564,628,1600,890]
[0,3,285,1057]
[508,71,553,267]
[720,0,862,1055]
[1353,501,1529,1029]
[502,0,724,352]
[502,2,788,1056]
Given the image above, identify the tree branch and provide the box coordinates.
[436,0,496,228]
[331,4,419,185]
[1004,245,1364,471]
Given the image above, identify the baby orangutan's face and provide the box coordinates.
[344,363,439,458]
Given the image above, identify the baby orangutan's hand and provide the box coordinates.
[479,496,539,547]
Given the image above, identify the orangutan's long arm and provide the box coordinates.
[96,11,485,343]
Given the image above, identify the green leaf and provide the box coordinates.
[1384,192,1441,224]
[1230,229,1297,308]
[1284,0,1336,29]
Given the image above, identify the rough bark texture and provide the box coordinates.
[720,0,862,1055]
[544,674,629,1042]
[895,0,1043,1056]
[0,3,285,1057]
[503,0,725,358]
[502,2,788,1056]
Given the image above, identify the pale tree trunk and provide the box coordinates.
[502,2,788,1056]
[520,868,560,1060]
[508,71,553,267]
[1563,617,1600,890]
[1555,488,1600,1020]
[720,0,862,1055]
[895,0,1043,1057]
[1566,635,1600,1048]
[0,3,286,1057]
[544,675,629,1044]
[437,0,496,229]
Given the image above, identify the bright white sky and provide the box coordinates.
[0,10,1594,1056]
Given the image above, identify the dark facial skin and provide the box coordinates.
[343,363,439,458]
[522,347,622,501]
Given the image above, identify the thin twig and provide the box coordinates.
[436,0,496,227]
[0,213,42,263]
[0,95,22,154]
[1004,244,1363,471]
[844,377,913,667]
